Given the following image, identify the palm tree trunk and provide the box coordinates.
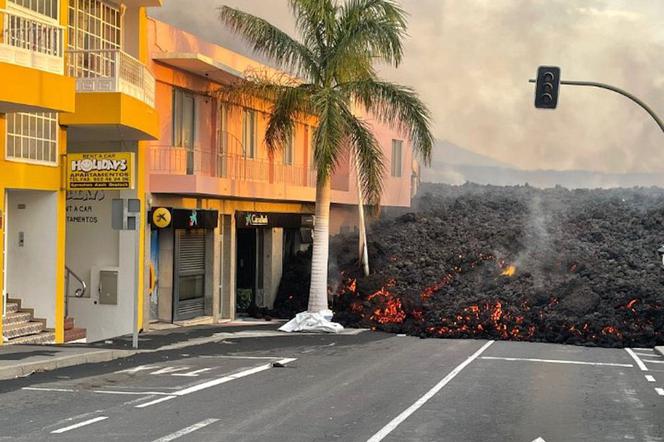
[308,175,331,312]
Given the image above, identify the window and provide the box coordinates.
[391,139,403,177]
[9,0,59,21]
[67,0,121,79]
[173,88,196,149]
[217,102,229,177]
[242,109,257,159]
[283,128,294,165]
[6,112,58,165]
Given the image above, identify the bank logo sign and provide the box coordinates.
[67,153,135,190]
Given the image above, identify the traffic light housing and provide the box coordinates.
[535,66,561,109]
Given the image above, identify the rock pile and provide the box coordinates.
[331,183,664,348]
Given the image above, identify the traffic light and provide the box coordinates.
[535,66,561,109]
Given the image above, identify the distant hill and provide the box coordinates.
[421,140,664,189]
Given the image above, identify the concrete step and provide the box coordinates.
[7,331,55,345]
[5,303,19,314]
[3,321,44,339]
[64,327,87,343]
[3,311,32,326]
[64,317,74,331]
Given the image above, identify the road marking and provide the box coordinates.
[635,352,658,357]
[135,395,177,408]
[22,387,76,393]
[152,418,219,442]
[656,388,664,396]
[151,366,191,375]
[367,341,494,442]
[633,348,653,351]
[643,359,664,364]
[172,368,215,377]
[199,355,280,360]
[645,375,656,382]
[51,416,108,434]
[480,356,633,368]
[626,348,649,371]
[173,358,297,396]
[532,438,546,442]
[116,365,161,374]
[93,390,173,396]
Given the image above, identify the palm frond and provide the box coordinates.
[341,107,385,206]
[340,79,433,165]
[288,0,336,57]
[310,88,348,180]
[219,6,318,80]
[329,0,408,75]
[264,83,316,153]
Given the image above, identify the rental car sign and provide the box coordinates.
[67,153,135,190]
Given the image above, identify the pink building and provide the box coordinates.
[145,19,416,324]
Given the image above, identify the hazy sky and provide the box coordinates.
[150,0,664,173]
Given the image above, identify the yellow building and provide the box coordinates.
[0,0,160,345]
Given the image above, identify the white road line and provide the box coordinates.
[50,416,108,434]
[151,366,191,375]
[152,418,219,442]
[480,356,633,368]
[92,390,173,396]
[633,348,653,351]
[199,355,280,360]
[626,348,649,371]
[635,353,658,357]
[367,341,494,442]
[643,359,664,364]
[135,395,177,408]
[645,375,656,383]
[172,368,215,377]
[173,358,297,397]
[656,388,664,396]
[22,387,76,393]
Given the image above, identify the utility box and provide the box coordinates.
[99,269,119,305]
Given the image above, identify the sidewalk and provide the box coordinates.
[0,319,364,381]
[656,346,664,357]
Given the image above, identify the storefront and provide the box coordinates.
[235,212,313,314]
[149,208,219,322]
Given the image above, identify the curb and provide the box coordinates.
[0,349,136,381]
[0,328,367,381]
[655,346,664,357]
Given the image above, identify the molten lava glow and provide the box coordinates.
[501,265,517,277]
[371,297,406,324]
[602,326,622,337]
[626,299,638,310]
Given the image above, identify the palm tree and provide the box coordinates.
[219,0,433,315]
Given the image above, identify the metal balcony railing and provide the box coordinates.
[66,49,156,107]
[148,147,317,188]
[0,9,64,74]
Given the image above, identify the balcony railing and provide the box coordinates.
[149,146,317,188]
[0,9,64,74]
[66,49,155,107]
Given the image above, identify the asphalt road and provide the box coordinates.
[0,332,661,442]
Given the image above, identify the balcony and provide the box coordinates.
[148,145,318,201]
[60,49,158,141]
[0,9,75,113]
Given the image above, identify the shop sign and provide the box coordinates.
[67,152,134,190]
[236,212,315,229]
[246,213,269,226]
[150,208,218,230]
[151,207,172,229]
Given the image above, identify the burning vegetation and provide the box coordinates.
[328,183,664,348]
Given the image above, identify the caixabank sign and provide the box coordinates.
[150,208,219,230]
[67,153,135,190]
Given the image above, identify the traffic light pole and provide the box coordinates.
[529,79,664,134]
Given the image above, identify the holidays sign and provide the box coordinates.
[67,153,135,190]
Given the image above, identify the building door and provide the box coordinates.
[236,229,256,313]
[174,229,206,320]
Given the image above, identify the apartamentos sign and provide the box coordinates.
[67,153,135,190]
